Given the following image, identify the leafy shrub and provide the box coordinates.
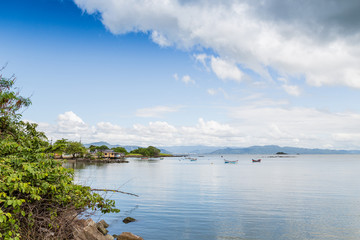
[0,72,119,239]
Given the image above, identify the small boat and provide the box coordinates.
[141,157,149,160]
[224,159,238,164]
[190,158,197,161]
[252,159,261,162]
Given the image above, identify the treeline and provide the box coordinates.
[89,144,163,157]
[45,139,164,159]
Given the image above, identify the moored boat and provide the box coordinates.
[224,159,238,164]
[252,159,261,162]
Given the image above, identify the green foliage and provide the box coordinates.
[96,151,104,159]
[96,145,109,151]
[89,144,97,152]
[111,147,128,154]
[52,139,86,158]
[52,138,68,155]
[130,146,160,157]
[0,72,119,239]
[65,141,86,158]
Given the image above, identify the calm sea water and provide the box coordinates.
[69,155,360,240]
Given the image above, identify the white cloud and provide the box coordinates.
[207,89,217,96]
[73,0,360,89]
[151,30,171,47]
[174,73,195,84]
[282,84,301,96]
[56,111,88,133]
[210,57,243,82]
[136,105,181,118]
[194,53,210,71]
[173,73,179,81]
[206,88,229,99]
[36,109,360,149]
[181,75,195,84]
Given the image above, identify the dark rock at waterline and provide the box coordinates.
[98,219,110,229]
[73,218,114,240]
[115,232,144,240]
[122,217,136,224]
[97,222,109,235]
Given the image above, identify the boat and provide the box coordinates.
[190,158,197,161]
[224,159,238,164]
[252,159,261,162]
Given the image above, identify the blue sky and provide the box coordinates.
[1,0,360,149]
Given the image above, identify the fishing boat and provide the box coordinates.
[224,159,238,164]
[252,159,261,162]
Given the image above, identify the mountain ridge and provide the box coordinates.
[83,142,360,154]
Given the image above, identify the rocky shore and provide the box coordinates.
[73,218,143,240]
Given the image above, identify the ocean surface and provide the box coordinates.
[69,154,360,240]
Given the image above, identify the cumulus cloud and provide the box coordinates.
[136,105,181,118]
[151,30,171,47]
[37,111,91,141]
[36,110,360,149]
[210,57,243,82]
[174,73,195,84]
[74,0,360,89]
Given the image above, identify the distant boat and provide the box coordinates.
[252,159,261,163]
[190,158,197,161]
[141,157,149,160]
[224,159,238,164]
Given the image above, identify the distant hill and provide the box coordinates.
[210,145,360,155]
[84,142,360,155]
[161,146,221,154]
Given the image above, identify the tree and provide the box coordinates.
[147,146,161,157]
[96,151,104,159]
[130,146,161,157]
[112,146,128,154]
[96,145,109,151]
[66,141,86,158]
[89,144,97,153]
[52,138,68,156]
[0,72,119,239]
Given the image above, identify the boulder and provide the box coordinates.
[122,217,136,224]
[116,232,144,240]
[97,222,109,235]
[73,218,114,240]
[99,219,110,228]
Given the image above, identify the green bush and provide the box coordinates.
[0,73,119,239]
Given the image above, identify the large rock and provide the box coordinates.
[97,221,109,235]
[73,218,114,240]
[116,232,144,240]
[99,219,110,228]
[123,217,136,224]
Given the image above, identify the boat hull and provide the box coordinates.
[224,160,238,164]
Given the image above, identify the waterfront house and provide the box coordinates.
[101,150,124,159]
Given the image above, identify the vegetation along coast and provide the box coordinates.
[0,72,143,239]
